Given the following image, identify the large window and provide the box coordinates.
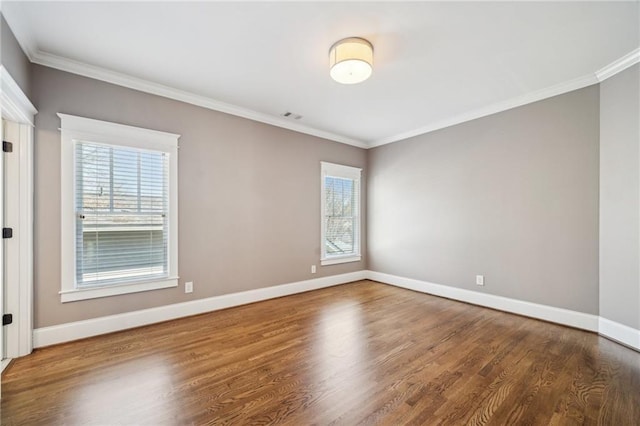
[60,114,179,302]
[321,162,362,265]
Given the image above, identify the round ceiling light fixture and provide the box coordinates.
[329,37,373,84]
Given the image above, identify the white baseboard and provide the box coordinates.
[1,358,12,374]
[32,270,640,353]
[33,271,367,348]
[598,317,640,351]
[366,271,600,332]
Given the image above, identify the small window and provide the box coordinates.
[321,162,362,265]
[59,114,179,302]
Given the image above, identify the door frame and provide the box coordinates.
[0,114,4,375]
[0,66,37,362]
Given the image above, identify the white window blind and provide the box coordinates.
[75,142,169,287]
[321,162,362,265]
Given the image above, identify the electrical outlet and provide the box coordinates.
[476,275,484,286]
[185,281,193,293]
[311,265,317,274]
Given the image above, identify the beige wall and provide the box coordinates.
[0,14,31,98]
[367,86,600,314]
[32,64,367,328]
[599,64,640,329]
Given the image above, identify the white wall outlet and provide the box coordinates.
[185,281,193,293]
[476,275,484,286]
[311,265,317,274]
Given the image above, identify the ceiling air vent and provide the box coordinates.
[282,111,303,120]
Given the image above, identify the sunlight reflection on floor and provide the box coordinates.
[314,302,375,417]
[69,355,176,425]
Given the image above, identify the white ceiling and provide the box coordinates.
[2,1,639,148]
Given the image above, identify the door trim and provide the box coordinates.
[0,66,36,126]
[1,67,37,358]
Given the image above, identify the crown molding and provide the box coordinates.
[596,47,640,82]
[369,72,599,148]
[371,47,640,148]
[24,46,640,150]
[30,50,368,149]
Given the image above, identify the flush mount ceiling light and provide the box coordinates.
[329,37,373,84]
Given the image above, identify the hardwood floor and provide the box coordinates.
[2,280,639,425]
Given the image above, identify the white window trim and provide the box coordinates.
[320,161,362,266]
[59,114,180,303]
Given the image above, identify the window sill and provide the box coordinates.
[321,255,362,266]
[60,277,178,303]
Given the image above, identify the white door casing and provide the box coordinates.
[1,119,4,375]
[2,119,33,358]
[0,66,37,363]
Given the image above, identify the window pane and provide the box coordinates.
[325,176,336,215]
[78,144,112,212]
[325,217,355,255]
[80,225,166,284]
[326,176,354,216]
[140,151,166,212]
[342,179,353,216]
[112,149,139,211]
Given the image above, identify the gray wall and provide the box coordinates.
[368,86,600,314]
[599,64,640,329]
[32,64,367,328]
[24,55,638,330]
[0,13,31,98]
